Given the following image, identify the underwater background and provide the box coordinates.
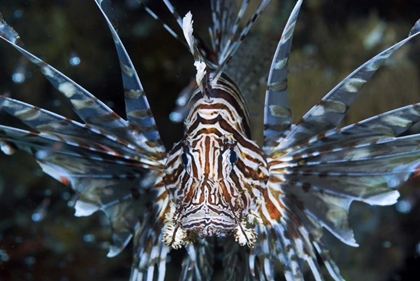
[0,0,420,280]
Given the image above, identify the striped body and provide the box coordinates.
[164,74,268,248]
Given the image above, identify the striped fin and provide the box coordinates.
[0,124,161,257]
[272,19,420,152]
[170,7,277,130]
[216,0,271,68]
[262,124,420,280]
[0,96,159,161]
[289,133,420,166]
[94,0,165,152]
[255,216,315,281]
[214,0,252,64]
[286,102,420,158]
[140,1,189,49]
[162,0,184,28]
[130,199,171,281]
[178,239,215,281]
[257,187,345,281]
[201,0,273,88]
[0,123,171,272]
[283,137,420,186]
[223,237,255,281]
[150,0,216,69]
[162,0,275,133]
[167,0,239,123]
[0,13,161,156]
[0,17,125,131]
[312,240,343,281]
[42,157,156,258]
[250,227,276,280]
[266,136,420,257]
[0,124,158,187]
[169,53,274,135]
[209,0,237,54]
[0,125,147,165]
[1,7,172,274]
[263,0,302,151]
[254,17,420,275]
[163,0,272,76]
[254,4,420,276]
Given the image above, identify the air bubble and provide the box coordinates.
[83,234,96,243]
[382,241,392,248]
[52,99,62,107]
[11,58,28,84]
[31,212,43,222]
[176,94,189,106]
[12,9,23,19]
[0,249,9,261]
[32,198,50,222]
[12,72,25,83]
[169,111,183,122]
[303,43,317,56]
[35,150,49,159]
[24,256,36,266]
[396,199,412,214]
[44,189,52,196]
[61,191,71,201]
[65,254,74,261]
[69,51,81,66]
[387,178,399,188]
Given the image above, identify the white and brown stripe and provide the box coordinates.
[163,73,268,248]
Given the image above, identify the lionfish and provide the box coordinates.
[1,0,420,280]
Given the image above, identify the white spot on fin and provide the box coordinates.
[343,78,366,93]
[0,142,15,155]
[311,105,325,116]
[58,82,77,98]
[74,200,100,217]
[366,190,400,206]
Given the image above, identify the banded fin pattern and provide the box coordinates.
[93,0,165,153]
[263,0,302,151]
[270,21,420,154]
[169,0,277,135]
[286,103,420,158]
[255,2,420,280]
[178,239,215,281]
[0,2,171,280]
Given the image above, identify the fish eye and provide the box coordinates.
[181,152,189,166]
[229,150,237,164]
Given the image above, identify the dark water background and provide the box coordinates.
[0,0,420,280]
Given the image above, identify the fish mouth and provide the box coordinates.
[181,213,237,238]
